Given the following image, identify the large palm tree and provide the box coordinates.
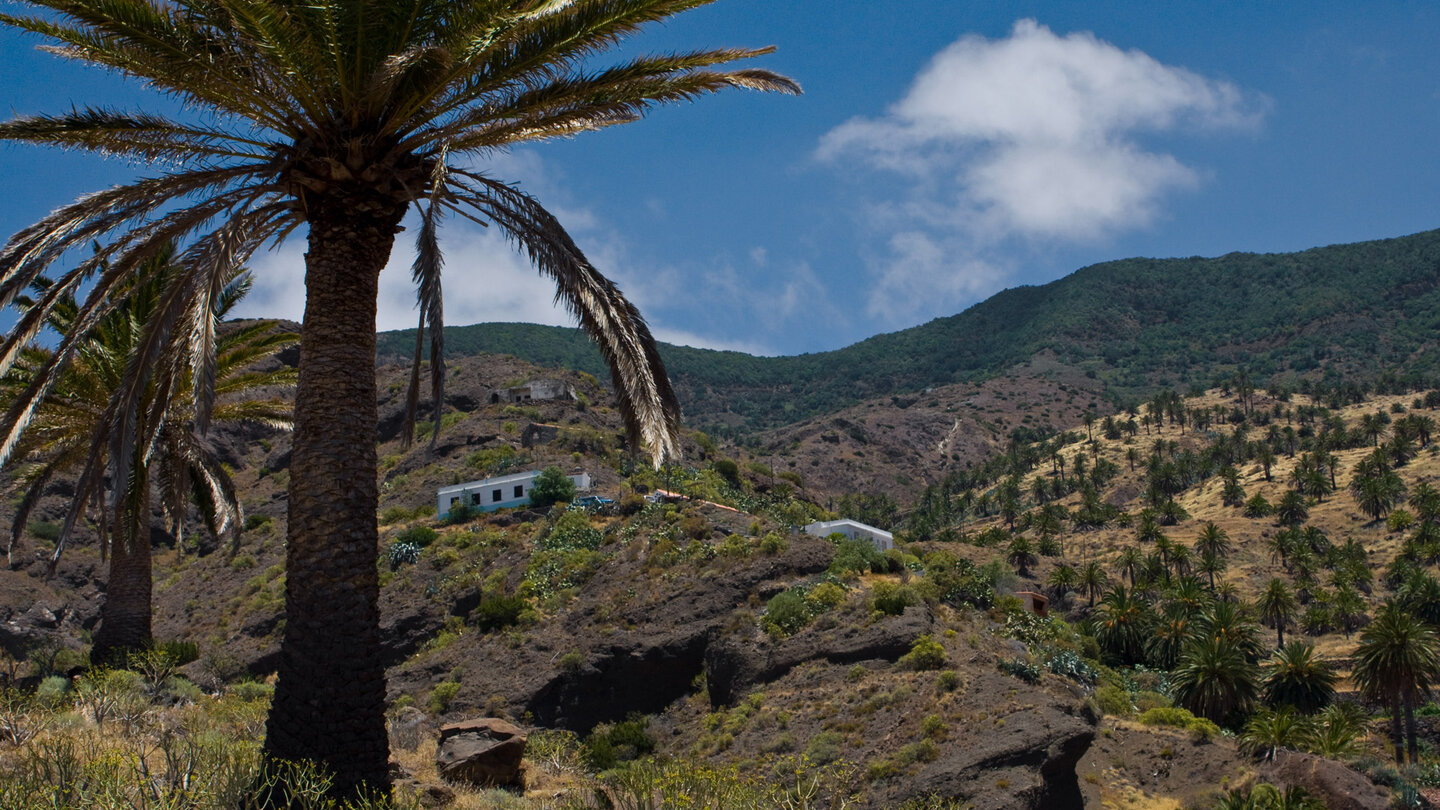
[1261,642,1335,715]
[1171,634,1260,725]
[1352,603,1440,764]
[0,0,795,798]
[3,249,294,663]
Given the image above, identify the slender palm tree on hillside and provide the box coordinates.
[1257,578,1298,650]
[2,247,294,663]
[0,0,797,797]
[1353,603,1440,764]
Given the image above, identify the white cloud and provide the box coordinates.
[230,222,578,332]
[818,19,1267,324]
[866,231,1008,323]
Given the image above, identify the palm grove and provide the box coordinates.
[0,0,796,800]
[889,379,1440,768]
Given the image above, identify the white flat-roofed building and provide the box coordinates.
[437,469,591,517]
[803,518,895,552]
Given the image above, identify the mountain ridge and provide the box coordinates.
[377,228,1440,435]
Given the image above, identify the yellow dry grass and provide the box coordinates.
[972,388,1440,656]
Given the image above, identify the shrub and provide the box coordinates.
[154,639,200,667]
[762,588,813,638]
[428,681,461,714]
[530,466,577,508]
[35,675,70,707]
[830,537,886,576]
[539,510,601,552]
[805,730,844,765]
[230,680,275,702]
[900,635,947,671]
[474,594,528,632]
[1093,684,1132,716]
[379,505,416,524]
[719,534,753,557]
[936,670,962,692]
[584,715,655,770]
[442,502,478,525]
[243,514,272,532]
[1137,705,1219,739]
[758,532,788,554]
[872,581,921,616]
[394,526,439,547]
[805,582,846,611]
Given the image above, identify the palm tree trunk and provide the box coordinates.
[264,197,405,800]
[92,463,152,665]
[1406,694,1420,764]
[1391,699,1405,765]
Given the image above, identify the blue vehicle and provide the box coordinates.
[572,495,615,512]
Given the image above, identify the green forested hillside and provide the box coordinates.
[378,229,1440,433]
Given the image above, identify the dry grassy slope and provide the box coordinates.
[971,389,1438,658]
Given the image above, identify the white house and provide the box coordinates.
[489,379,577,405]
[803,518,895,552]
[437,469,592,517]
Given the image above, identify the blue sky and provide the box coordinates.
[2,1,1439,356]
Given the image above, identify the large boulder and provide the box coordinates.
[435,717,527,787]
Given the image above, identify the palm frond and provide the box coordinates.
[0,108,272,162]
[455,173,680,464]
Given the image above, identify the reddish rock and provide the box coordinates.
[435,717,527,787]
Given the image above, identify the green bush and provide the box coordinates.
[758,532,788,554]
[35,675,70,707]
[474,594,528,632]
[154,639,200,667]
[762,588,813,638]
[379,505,416,524]
[531,466,577,508]
[442,502,478,525]
[230,680,275,702]
[872,581,921,616]
[804,730,844,765]
[583,715,655,770]
[805,582,846,611]
[428,681,461,714]
[394,526,439,547]
[899,635,947,671]
[1136,706,1218,739]
[936,670,962,692]
[829,537,887,576]
[1093,684,1132,716]
[540,510,602,552]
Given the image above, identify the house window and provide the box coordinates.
[471,493,481,505]
[449,497,459,508]
[514,485,525,498]
[492,489,502,502]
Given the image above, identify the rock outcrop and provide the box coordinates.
[435,717,527,787]
[705,605,934,707]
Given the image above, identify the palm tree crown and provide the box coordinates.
[0,0,796,799]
